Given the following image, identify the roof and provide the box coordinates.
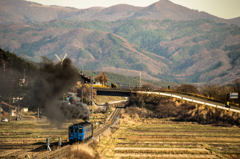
[78,72,93,83]
[1,101,17,108]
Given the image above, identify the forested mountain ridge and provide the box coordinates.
[1,19,240,84]
[0,0,240,84]
[0,0,235,24]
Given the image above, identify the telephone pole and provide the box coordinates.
[3,63,5,79]
[81,87,84,103]
[91,76,93,113]
[139,74,141,87]
[0,101,2,121]
[24,69,27,80]
[8,94,11,122]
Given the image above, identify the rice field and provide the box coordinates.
[99,115,240,159]
[0,109,107,158]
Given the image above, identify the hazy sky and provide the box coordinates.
[26,0,240,19]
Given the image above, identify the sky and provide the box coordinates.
[26,0,240,19]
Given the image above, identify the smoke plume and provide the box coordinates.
[32,57,90,124]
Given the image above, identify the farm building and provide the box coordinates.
[1,101,17,116]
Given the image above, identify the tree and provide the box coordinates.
[174,84,200,94]
[232,78,240,106]
[142,83,155,91]
[94,72,108,85]
[77,84,97,104]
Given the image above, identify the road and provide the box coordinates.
[134,91,240,113]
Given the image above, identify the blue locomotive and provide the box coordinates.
[68,122,93,142]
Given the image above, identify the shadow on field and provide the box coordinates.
[126,94,240,127]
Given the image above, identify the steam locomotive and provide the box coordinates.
[68,122,93,143]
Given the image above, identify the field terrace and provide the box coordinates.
[99,113,240,159]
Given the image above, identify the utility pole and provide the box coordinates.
[91,75,93,113]
[3,63,5,79]
[0,101,2,121]
[18,95,20,115]
[24,69,27,79]
[140,74,141,87]
[8,94,11,122]
[1,63,5,121]
[81,87,83,103]
[88,82,91,112]
[38,107,39,120]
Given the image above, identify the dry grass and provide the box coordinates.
[127,94,240,127]
[114,147,210,154]
[0,110,108,158]
[63,144,98,159]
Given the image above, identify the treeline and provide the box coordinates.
[0,49,40,105]
[0,48,39,81]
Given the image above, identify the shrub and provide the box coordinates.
[173,84,200,94]
[200,84,234,103]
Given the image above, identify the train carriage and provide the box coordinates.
[69,122,93,142]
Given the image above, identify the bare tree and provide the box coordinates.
[174,84,200,94]
[77,84,97,103]
[94,72,108,85]
[232,78,240,106]
[142,83,155,91]
[201,84,234,103]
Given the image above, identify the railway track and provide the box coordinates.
[34,106,124,159]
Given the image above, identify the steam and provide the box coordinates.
[32,57,90,124]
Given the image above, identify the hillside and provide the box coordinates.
[0,0,233,24]
[1,18,240,84]
[83,70,177,88]
[0,0,240,84]
[0,21,173,80]
[0,48,39,96]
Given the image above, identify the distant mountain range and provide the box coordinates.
[1,0,239,24]
[0,0,240,84]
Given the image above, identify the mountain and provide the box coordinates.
[131,0,227,23]
[0,0,80,24]
[1,0,240,84]
[0,22,170,81]
[229,17,240,25]
[0,0,234,24]
[1,19,240,84]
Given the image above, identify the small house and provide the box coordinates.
[21,108,28,112]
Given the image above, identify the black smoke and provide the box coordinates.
[32,57,89,124]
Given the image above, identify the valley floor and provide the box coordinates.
[97,112,240,159]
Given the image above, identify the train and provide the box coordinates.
[68,122,93,143]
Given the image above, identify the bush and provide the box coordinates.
[200,84,234,103]
[173,84,200,94]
